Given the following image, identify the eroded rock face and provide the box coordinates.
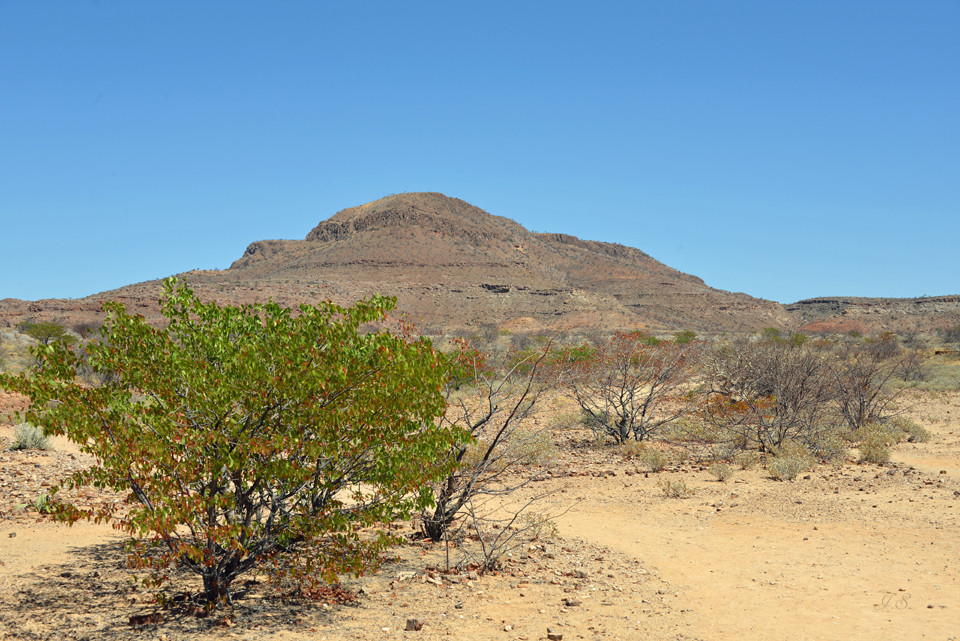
[788,296,960,334]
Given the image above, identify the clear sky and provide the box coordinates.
[2,2,957,304]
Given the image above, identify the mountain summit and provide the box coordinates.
[222,192,791,332]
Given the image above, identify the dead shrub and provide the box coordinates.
[708,441,740,463]
[457,500,562,573]
[702,339,834,452]
[832,344,905,431]
[659,479,695,498]
[897,349,930,382]
[566,332,702,444]
[421,339,567,543]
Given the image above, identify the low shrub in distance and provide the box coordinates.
[767,442,814,481]
[708,462,734,482]
[659,479,695,498]
[11,423,51,451]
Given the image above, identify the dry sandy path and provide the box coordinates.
[557,461,960,640]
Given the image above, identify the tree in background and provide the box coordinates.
[701,339,836,452]
[567,331,702,444]
[17,321,73,346]
[831,342,905,431]
[0,279,468,606]
[940,323,960,345]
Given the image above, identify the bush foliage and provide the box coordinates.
[0,279,468,605]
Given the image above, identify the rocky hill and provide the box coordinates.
[0,192,955,336]
[213,192,792,333]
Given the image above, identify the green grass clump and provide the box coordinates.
[857,434,890,464]
[615,440,673,472]
[461,428,556,471]
[662,418,725,444]
[899,357,960,391]
[616,439,648,459]
[905,422,931,443]
[552,410,585,430]
[855,421,907,465]
[806,427,849,467]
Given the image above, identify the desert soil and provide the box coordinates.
[1,390,958,641]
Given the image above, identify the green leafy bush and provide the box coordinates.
[0,279,467,605]
[34,493,54,514]
[17,321,73,346]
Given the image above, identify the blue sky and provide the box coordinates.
[1,2,957,304]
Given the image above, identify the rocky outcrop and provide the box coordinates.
[788,296,960,334]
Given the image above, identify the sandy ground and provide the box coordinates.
[1,390,958,640]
